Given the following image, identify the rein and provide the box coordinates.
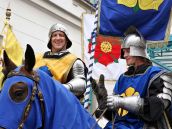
[7,70,45,129]
[91,103,117,129]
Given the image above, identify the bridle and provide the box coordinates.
[7,70,45,129]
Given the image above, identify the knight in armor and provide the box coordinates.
[35,23,87,101]
[91,27,172,129]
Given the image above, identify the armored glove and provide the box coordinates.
[107,95,144,113]
[107,95,121,110]
[90,74,107,110]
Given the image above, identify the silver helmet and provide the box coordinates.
[121,26,147,59]
[47,23,72,49]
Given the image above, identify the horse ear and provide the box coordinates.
[2,50,17,75]
[24,44,35,72]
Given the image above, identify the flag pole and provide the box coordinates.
[84,0,99,111]
[1,2,11,60]
[1,3,11,34]
[6,2,11,21]
[0,2,11,90]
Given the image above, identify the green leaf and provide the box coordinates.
[88,39,91,42]
[94,58,98,63]
[133,3,140,12]
[114,59,118,63]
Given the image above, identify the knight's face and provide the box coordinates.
[123,48,137,66]
[51,31,67,53]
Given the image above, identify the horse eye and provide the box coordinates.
[14,90,24,97]
[9,82,28,103]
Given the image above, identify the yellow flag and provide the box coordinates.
[0,35,3,57]
[2,21,23,66]
[0,66,4,90]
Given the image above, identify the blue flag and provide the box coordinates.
[98,0,172,41]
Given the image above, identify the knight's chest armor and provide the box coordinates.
[114,66,162,97]
[35,52,77,83]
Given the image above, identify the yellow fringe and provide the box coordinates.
[147,8,172,49]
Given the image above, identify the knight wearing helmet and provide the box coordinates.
[35,23,87,101]
[91,27,172,129]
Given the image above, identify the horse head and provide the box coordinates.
[0,44,100,129]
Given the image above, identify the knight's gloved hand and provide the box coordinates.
[90,74,107,110]
[107,95,120,110]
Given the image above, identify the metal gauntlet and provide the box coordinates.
[107,95,144,113]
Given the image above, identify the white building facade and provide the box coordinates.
[0,0,96,58]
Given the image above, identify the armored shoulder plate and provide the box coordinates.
[158,72,172,102]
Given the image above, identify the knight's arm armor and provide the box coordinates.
[107,95,144,113]
[63,59,86,96]
[107,72,172,121]
[157,72,172,108]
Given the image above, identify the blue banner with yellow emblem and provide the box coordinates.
[98,0,172,41]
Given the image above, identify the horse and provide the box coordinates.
[0,44,101,129]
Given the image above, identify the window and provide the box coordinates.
[85,0,97,7]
